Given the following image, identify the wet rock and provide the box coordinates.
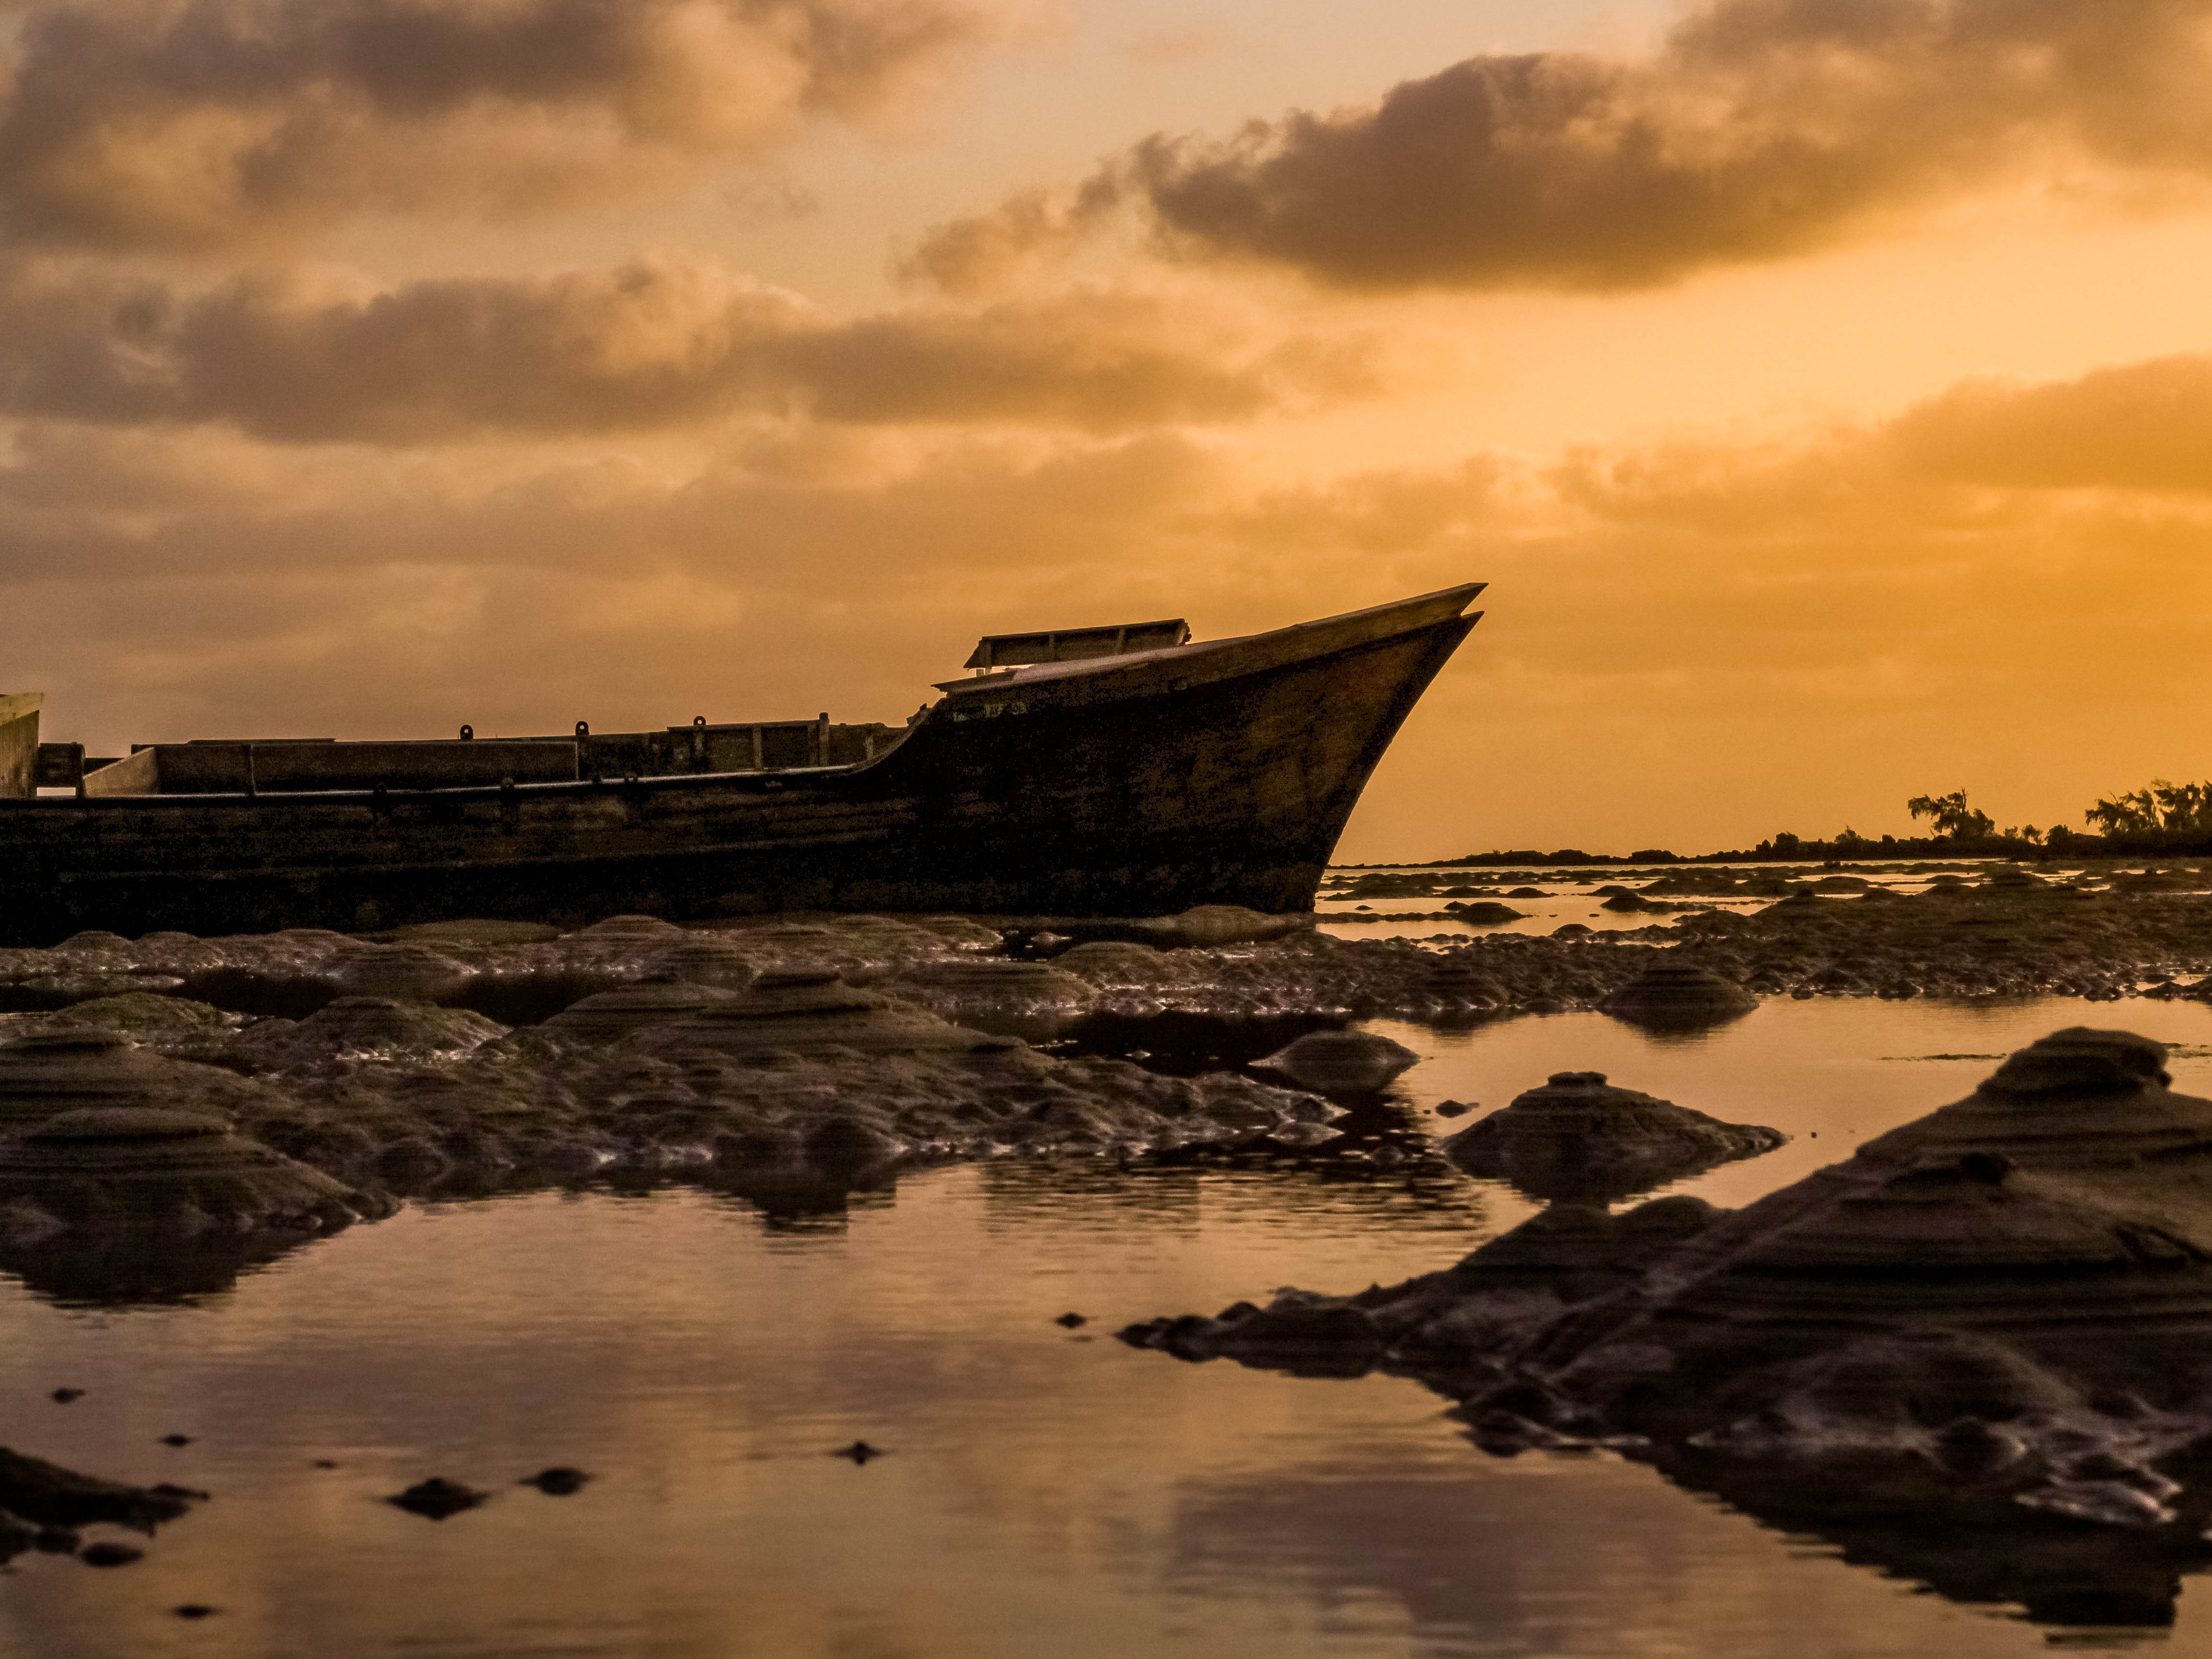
[540,982,753,1043]
[1443,902,1525,925]
[44,995,240,1049]
[327,942,474,1002]
[0,1108,393,1242]
[386,1477,489,1519]
[79,1540,144,1567]
[834,1441,885,1464]
[520,1468,589,1495]
[893,958,1091,1019]
[0,1028,260,1129]
[1851,1027,2212,1174]
[1597,963,1758,1031]
[230,998,508,1069]
[1134,906,1314,948]
[672,972,1011,1058]
[1254,1031,1419,1095]
[0,1446,199,1529]
[640,935,760,990]
[384,919,563,948]
[0,1511,33,1563]
[1441,1072,1783,1203]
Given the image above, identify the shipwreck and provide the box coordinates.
[0,585,1482,944]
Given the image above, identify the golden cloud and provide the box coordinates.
[0,0,1031,251]
[0,253,1381,438]
[9,345,2212,850]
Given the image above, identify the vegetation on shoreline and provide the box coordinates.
[1417,781,2212,867]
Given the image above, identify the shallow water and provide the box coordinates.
[6,994,2212,1657]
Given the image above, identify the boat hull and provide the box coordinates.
[0,594,1478,944]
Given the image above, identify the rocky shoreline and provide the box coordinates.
[0,866,2204,1299]
[1121,1026,2212,1625]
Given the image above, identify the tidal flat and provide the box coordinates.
[6,863,2212,1655]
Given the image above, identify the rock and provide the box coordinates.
[1054,1312,1087,1328]
[1442,1072,1783,1203]
[520,1468,589,1495]
[0,1108,393,1240]
[834,1441,885,1464]
[540,982,753,1043]
[894,958,1091,1015]
[640,936,760,990]
[1443,902,1526,925]
[328,942,473,1002]
[1597,963,1759,1030]
[229,997,508,1068]
[1253,1031,1419,1095]
[1135,907,1314,948]
[0,1028,248,1129]
[79,1541,144,1567]
[44,995,239,1046]
[0,1447,198,1529]
[386,1477,489,1519]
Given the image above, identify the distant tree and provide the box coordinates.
[2085,780,2212,837]
[2002,825,2043,845]
[1832,826,1871,851]
[1906,790,1998,840]
[1770,831,1802,855]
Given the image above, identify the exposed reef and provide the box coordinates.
[1120,1027,2212,1626]
[1439,1071,1783,1203]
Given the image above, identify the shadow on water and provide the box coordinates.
[0,1228,329,1309]
[1654,1447,2212,1635]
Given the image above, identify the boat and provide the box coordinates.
[0,584,1483,945]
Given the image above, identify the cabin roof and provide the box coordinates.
[963,618,1189,670]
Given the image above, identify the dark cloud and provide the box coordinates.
[0,0,1025,250]
[0,255,1375,438]
[907,0,2212,293]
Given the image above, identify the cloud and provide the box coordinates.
[1882,353,2212,492]
[0,252,1379,439]
[12,344,2212,853]
[0,0,1029,251]
[907,0,2212,293]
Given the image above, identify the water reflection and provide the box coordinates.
[3,997,2211,1656]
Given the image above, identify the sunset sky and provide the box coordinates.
[7,0,2212,859]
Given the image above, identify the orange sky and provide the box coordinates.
[7,0,2212,860]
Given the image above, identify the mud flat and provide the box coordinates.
[1122,1026,2212,1628]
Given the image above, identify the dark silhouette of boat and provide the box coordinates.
[0,585,1482,944]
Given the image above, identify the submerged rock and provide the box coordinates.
[1440,1071,1783,1203]
[1597,963,1758,1030]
